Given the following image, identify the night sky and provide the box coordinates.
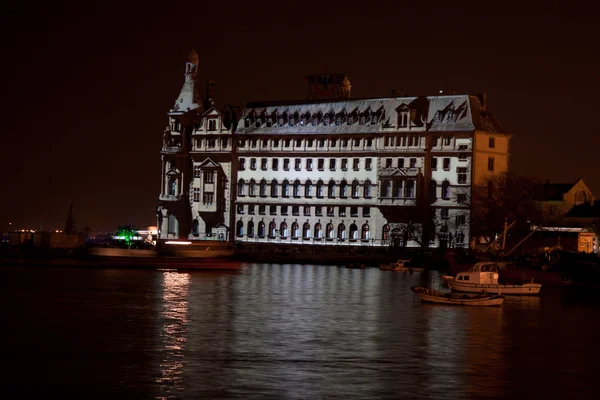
[2,1,598,233]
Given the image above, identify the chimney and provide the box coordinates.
[478,92,488,111]
[204,80,216,109]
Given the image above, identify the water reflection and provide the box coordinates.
[156,272,190,389]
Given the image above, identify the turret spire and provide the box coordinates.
[171,49,202,113]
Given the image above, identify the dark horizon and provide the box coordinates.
[2,1,598,232]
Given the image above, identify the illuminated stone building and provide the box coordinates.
[158,52,510,248]
[233,87,510,248]
[157,50,237,240]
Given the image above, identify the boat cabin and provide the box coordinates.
[456,262,501,285]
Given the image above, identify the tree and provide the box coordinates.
[470,172,542,247]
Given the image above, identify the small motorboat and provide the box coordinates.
[380,259,412,271]
[442,261,542,295]
[411,286,504,307]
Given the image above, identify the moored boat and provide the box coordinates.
[380,259,412,271]
[443,261,542,295]
[411,286,504,307]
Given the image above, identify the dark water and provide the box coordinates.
[1,264,599,399]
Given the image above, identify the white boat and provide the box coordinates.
[442,261,542,295]
[411,286,504,307]
[380,259,422,272]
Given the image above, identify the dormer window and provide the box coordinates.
[323,115,330,126]
[255,119,261,128]
[312,117,319,126]
[278,117,284,127]
[208,119,216,131]
[399,110,409,128]
[359,116,365,125]
[300,115,307,125]
[266,119,273,127]
[348,115,354,125]
[244,119,250,128]
[335,116,341,126]
[289,116,295,126]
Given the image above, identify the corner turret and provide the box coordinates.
[171,49,202,114]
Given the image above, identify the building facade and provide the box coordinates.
[157,50,236,241]
[158,52,511,249]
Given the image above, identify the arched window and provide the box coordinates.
[260,179,267,197]
[337,223,346,240]
[352,180,360,198]
[328,180,336,198]
[350,223,358,240]
[382,224,390,240]
[294,180,301,197]
[441,180,450,200]
[236,220,244,237]
[429,180,437,202]
[168,177,177,196]
[314,222,323,239]
[247,221,255,237]
[305,180,313,197]
[405,180,415,198]
[303,222,311,238]
[192,220,199,235]
[238,179,245,196]
[326,223,334,239]
[282,180,290,197]
[291,222,299,238]
[317,180,324,198]
[280,221,288,238]
[271,179,278,197]
[361,223,370,240]
[249,179,256,196]
[340,180,348,198]
[269,221,277,238]
[258,221,265,238]
[167,214,177,235]
[364,180,371,198]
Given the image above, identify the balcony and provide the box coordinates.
[378,167,419,177]
[162,146,182,153]
[159,194,181,201]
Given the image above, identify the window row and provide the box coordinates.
[237,179,373,198]
[192,167,216,181]
[236,220,372,240]
[243,112,382,129]
[239,157,373,172]
[428,180,469,201]
[383,157,418,169]
[193,138,230,149]
[237,137,374,150]
[380,180,416,198]
[237,204,371,218]
[382,135,421,147]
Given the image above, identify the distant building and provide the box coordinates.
[157,51,511,249]
[533,179,596,225]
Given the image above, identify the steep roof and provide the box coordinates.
[564,202,600,218]
[532,183,576,201]
[236,94,505,134]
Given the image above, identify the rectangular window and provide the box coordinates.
[295,158,301,171]
[315,206,322,216]
[284,158,290,170]
[327,206,335,217]
[306,158,313,170]
[488,157,495,171]
[203,193,214,205]
[489,137,495,148]
[251,139,257,148]
[221,138,228,148]
[443,158,450,170]
[457,193,467,203]
[456,215,466,225]
[330,139,337,147]
[204,171,214,183]
[272,159,279,170]
[342,139,349,147]
[338,206,346,217]
[193,188,200,202]
[250,158,257,170]
[295,139,302,147]
[397,158,404,168]
[385,158,393,168]
[441,208,449,219]
[353,158,360,170]
[194,165,201,178]
[207,139,216,148]
[237,204,244,214]
[248,205,255,215]
[350,206,358,217]
[318,139,326,148]
[444,136,451,146]
[261,158,267,170]
[306,139,314,147]
[281,205,288,215]
[292,206,299,216]
[365,158,372,170]
[366,138,373,147]
[431,157,437,170]
[411,136,419,147]
[259,205,266,215]
[353,138,360,147]
[262,139,268,148]
[431,136,439,147]
[329,159,336,170]
[284,139,291,147]
[363,207,371,217]
[457,168,468,184]
[238,139,246,148]
[410,158,417,168]
[318,158,324,170]
[341,158,348,170]
[273,139,279,148]
[304,206,311,216]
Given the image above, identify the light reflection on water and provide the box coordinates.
[1,264,599,399]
